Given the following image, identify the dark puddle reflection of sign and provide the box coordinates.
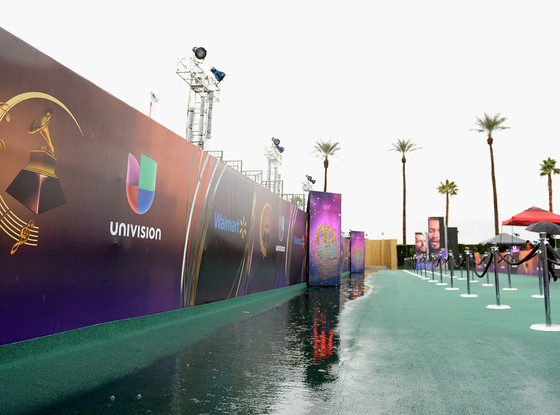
[46,274,366,414]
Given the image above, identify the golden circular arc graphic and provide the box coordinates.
[0,92,83,253]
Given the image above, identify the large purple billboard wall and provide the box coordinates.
[308,191,341,286]
[182,166,307,306]
[350,231,365,273]
[0,28,307,346]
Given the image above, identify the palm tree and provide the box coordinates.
[472,113,510,235]
[437,180,459,226]
[539,157,560,212]
[313,140,341,192]
[390,139,421,245]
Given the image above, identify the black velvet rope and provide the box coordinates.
[547,243,560,262]
[452,255,466,268]
[494,244,540,266]
[475,255,488,266]
[469,253,493,278]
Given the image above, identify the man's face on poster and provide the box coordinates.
[415,233,427,256]
[428,219,440,252]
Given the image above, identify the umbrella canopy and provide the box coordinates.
[479,232,526,246]
[502,206,560,226]
[526,221,560,235]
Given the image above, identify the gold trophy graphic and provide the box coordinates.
[6,108,67,214]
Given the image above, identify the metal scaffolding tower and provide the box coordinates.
[264,144,283,195]
[176,54,221,149]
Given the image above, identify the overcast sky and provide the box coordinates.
[3,1,560,244]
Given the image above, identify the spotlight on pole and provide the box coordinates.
[192,47,207,61]
[211,67,226,83]
[276,146,284,153]
[271,137,280,146]
[306,175,316,184]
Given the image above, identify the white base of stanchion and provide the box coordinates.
[470,280,479,283]
[428,280,438,283]
[421,277,430,280]
[503,287,518,291]
[456,277,466,280]
[486,304,511,309]
[530,323,560,332]
[445,287,460,291]
[532,294,545,298]
[460,294,478,298]
[481,283,494,287]
[435,282,448,286]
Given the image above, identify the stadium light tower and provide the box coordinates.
[176,47,225,150]
[264,137,283,194]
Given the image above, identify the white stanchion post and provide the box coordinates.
[486,245,510,309]
[503,250,517,291]
[530,233,560,331]
[457,254,466,280]
[532,248,545,299]
[461,248,478,298]
[481,253,494,287]
[436,256,447,286]
[428,254,437,283]
[445,252,459,291]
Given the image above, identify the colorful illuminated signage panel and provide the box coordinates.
[350,231,365,273]
[308,191,341,286]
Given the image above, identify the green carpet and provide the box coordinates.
[0,283,307,415]
[3,270,560,415]
[320,269,560,415]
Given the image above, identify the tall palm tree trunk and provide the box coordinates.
[323,158,329,192]
[488,139,499,235]
[548,173,553,212]
[445,193,449,226]
[402,159,407,245]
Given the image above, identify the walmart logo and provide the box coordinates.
[126,153,157,214]
[240,216,247,239]
[214,213,248,239]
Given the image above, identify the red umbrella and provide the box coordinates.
[502,206,560,226]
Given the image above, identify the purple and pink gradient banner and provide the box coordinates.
[308,191,341,286]
[0,28,307,346]
[350,231,365,273]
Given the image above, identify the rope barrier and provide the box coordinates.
[475,255,488,266]
[546,243,560,262]
[494,244,540,266]
[454,255,466,268]
[469,253,493,278]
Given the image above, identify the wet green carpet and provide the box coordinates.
[0,283,307,414]
[322,270,560,415]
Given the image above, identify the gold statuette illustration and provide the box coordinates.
[6,108,66,214]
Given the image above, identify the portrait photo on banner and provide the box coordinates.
[428,216,445,258]
[415,232,427,259]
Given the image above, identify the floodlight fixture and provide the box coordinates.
[211,67,226,83]
[272,137,280,146]
[306,175,316,184]
[276,146,284,153]
[192,47,207,61]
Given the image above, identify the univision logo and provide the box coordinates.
[126,153,157,214]
[278,216,285,242]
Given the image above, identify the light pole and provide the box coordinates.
[264,137,283,194]
[176,47,225,150]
